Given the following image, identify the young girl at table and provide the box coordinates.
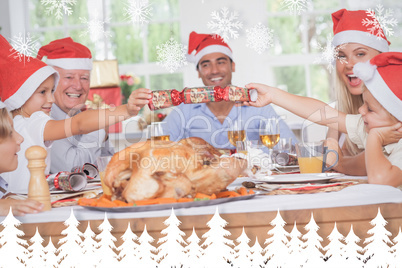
[0,35,151,193]
[0,104,44,215]
[328,9,390,157]
[245,52,402,187]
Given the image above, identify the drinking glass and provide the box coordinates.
[259,118,280,161]
[236,140,249,155]
[96,156,113,196]
[295,141,339,173]
[228,119,246,147]
[278,137,293,154]
[150,122,170,141]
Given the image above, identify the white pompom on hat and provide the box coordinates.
[353,52,402,121]
[187,31,233,66]
[0,34,59,111]
[331,9,390,52]
[37,37,92,70]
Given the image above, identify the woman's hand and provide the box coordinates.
[243,83,278,107]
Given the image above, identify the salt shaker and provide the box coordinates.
[26,146,51,211]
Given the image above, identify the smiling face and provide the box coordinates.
[21,75,55,117]
[336,43,381,96]
[52,67,91,114]
[0,116,24,173]
[358,90,399,132]
[197,52,235,88]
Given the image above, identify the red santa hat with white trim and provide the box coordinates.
[0,34,59,111]
[331,9,390,52]
[37,37,92,70]
[354,52,402,121]
[187,31,233,67]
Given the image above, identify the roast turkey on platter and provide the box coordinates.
[104,137,248,203]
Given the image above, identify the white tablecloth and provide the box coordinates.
[2,176,402,224]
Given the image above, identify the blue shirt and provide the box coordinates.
[164,103,298,149]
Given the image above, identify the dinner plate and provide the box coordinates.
[254,173,344,184]
[274,164,300,173]
[275,164,299,169]
[80,194,257,212]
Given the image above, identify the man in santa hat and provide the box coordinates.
[37,38,114,173]
[163,31,297,149]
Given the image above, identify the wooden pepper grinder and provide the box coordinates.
[26,145,51,211]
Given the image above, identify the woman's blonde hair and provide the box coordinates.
[0,108,13,142]
[334,75,364,156]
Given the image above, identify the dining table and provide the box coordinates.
[2,174,402,250]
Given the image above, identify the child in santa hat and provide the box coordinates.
[329,9,391,157]
[0,35,151,194]
[245,52,402,187]
[0,103,44,215]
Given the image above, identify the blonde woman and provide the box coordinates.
[328,9,390,156]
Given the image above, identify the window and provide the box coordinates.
[5,0,402,105]
[265,0,402,102]
[24,0,184,91]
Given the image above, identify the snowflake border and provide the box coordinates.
[41,0,77,20]
[314,35,347,73]
[156,37,188,73]
[207,7,243,42]
[281,0,311,15]
[123,0,153,25]
[363,4,398,40]
[8,32,40,66]
[246,23,274,54]
[79,15,112,40]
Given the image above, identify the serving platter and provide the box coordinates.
[254,173,344,184]
[80,194,257,212]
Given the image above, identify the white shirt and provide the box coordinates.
[3,112,52,194]
[49,104,114,173]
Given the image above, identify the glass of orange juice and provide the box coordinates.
[96,156,113,196]
[295,142,338,173]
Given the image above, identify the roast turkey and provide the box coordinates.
[104,137,247,203]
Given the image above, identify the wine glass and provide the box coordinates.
[259,118,280,161]
[228,119,246,148]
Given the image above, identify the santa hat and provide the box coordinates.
[332,9,390,52]
[188,31,232,65]
[37,37,92,70]
[0,101,5,109]
[0,35,59,111]
[353,52,402,121]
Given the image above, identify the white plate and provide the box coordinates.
[273,164,300,173]
[275,164,298,168]
[254,173,344,184]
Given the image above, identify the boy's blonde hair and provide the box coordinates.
[0,108,13,142]
[335,75,364,156]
